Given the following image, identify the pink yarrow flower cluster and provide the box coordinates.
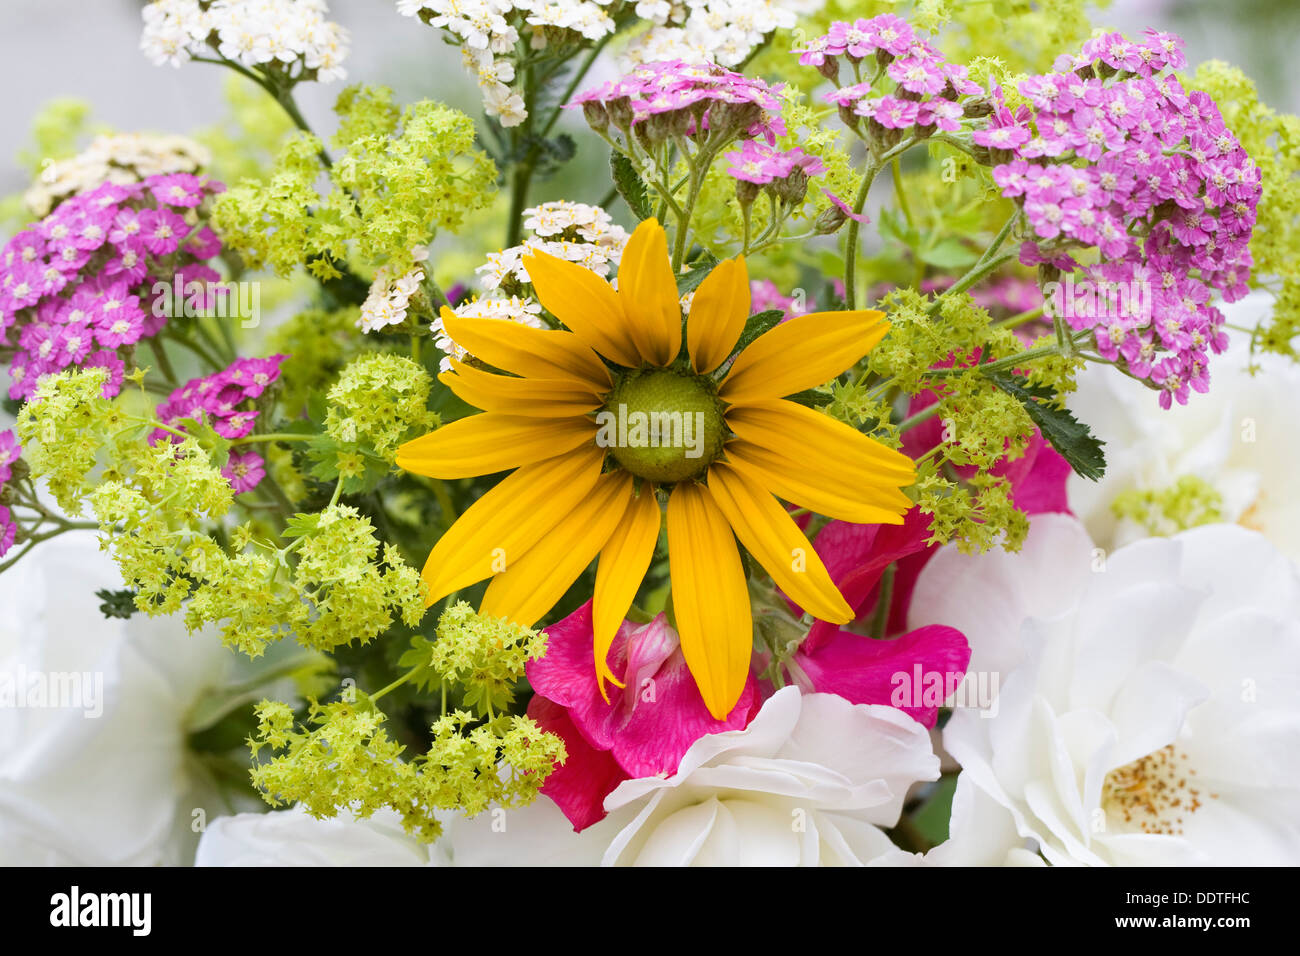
[0,173,226,402]
[802,16,983,139]
[724,140,825,185]
[569,59,786,144]
[0,430,21,558]
[977,29,1260,408]
[750,279,813,317]
[152,355,285,492]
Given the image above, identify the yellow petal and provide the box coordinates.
[707,461,852,623]
[521,248,642,367]
[418,446,604,604]
[617,218,681,366]
[725,440,914,523]
[440,361,603,418]
[667,482,752,720]
[687,256,750,374]
[727,399,917,486]
[720,310,889,404]
[480,472,633,625]
[439,308,612,391]
[592,484,661,699]
[396,413,596,480]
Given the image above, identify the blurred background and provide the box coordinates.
[0,0,1297,200]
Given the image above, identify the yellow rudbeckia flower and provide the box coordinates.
[397,218,915,719]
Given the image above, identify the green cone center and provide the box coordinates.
[598,368,726,483]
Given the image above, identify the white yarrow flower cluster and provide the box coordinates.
[24,133,211,217]
[358,250,430,334]
[140,0,350,83]
[431,296,546,371]
[622,0,825,68]
[396,0,618,127]
[433,201,627,371]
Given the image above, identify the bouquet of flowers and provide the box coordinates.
[1,0,1298,869]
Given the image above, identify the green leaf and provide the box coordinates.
[397,635,441,693]
[96,588,138,620]
[731,309,784,356]
[784,387,832,409]
[610,152,652,221]
[989,372,1107,481]
[282,512,322,539]
[675,251,720,296]
[918,238,980,270]
[910,774,959,846]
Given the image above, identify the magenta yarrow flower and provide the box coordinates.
[152,354,286,444]
[976,29,1259,409]
[750,279,814,317]
[724,140,825,186]
[821,187,871,224]
[0,505,15,558]
[0,173,227,402]
[569,59,786,144]
[222,449,267,494]
[808,17,985,143]
[0,430,20,486]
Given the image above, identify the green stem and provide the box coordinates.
[370,667,417,703]
[869,564,896,638]
[165,328,225,372]
[538,36,612,139]
[230,432,317,447]
[994,304,1046,329]
[896,402,942,433]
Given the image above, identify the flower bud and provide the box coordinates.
[582,100,609,134]
[815,204,847,234]
[735,178,761,207]
[772,168,809,206]
[816,56,840,83]
[606,96,634,133]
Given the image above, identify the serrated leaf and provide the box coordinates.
[611,152,652,221]
[96,588,138,620]
[676,251,720,296]
[731,309,784,355]
[397,635,441,693]
[989,372,1107,481]
[282,512,322,539]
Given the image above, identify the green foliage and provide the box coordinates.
[1193,61,1300,360]
[248,602,564,841]
[989,373,1106,481]
[213,85,497,279]
[325,353,436,459]
[611,151,652,221]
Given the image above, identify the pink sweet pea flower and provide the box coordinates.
[526,601,758,831]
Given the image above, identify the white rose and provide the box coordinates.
[928,517,1300,866]
[0,532,233,865]
[435,687,940,866]
[1068,293,1300,562]
[195,807,431,866]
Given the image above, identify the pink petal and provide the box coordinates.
[794,624,971,727]
[527,695,628,832]
[526,601,758,779]
[802,509,935,652]
[1009,434,1072,515]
